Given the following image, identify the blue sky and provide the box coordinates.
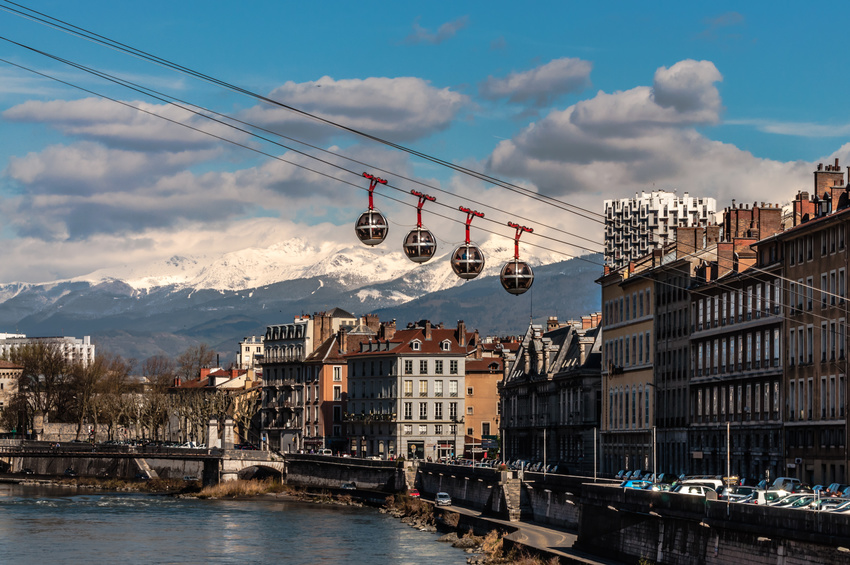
[1,1,848,283]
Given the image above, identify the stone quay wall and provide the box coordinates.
[577,483,850,565]
[283,454,405,492]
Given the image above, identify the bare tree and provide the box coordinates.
[142,355,176,391]
[8,342,71,429]
[176,344,216,383]
[69,353,133,441]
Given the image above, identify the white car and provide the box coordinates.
[435,492,452,506]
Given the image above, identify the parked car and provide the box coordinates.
[718,485,756,501]
[740,489,789,505]
[769,494,814,508]
[64,467,77,477]
[435,492,452,506]
[806,497,850,512]
[620,480,652,490]
[317,449,333,456]
[20,468,34,475]
[341,482,356,490]
[771,477,801,492]
[408,489,420,498]
[824,483,850,497]
[673,484,716,497]
[183,475,199,482]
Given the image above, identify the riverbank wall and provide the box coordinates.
[577,483,850,565]
[283,454,406,492]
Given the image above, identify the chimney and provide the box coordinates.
[457,320,467,347]
[547,316,559,332]
[338,327,348,354]
[381,320,396,340]
[425,320,432,341]
[581,315,592,330]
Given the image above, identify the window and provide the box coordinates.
[449,380,458,397]
[450,360,459,374]
[419,403,428,419]
[449,402,458,419]
[482,422,490,436]
[435,402,443,419]
[807,277,814,310]
[435,380,443,397]
[403,424,412,435]
[419,380,428,396]
[435,360,443,374]
[435,424,443,435]
[404,402,412,420]
[467,427,474,436]
[412,340,421,351]
[333,366,342,381]
[333,385,341,401]
[404,380,413,396]
[404,360,413,375]
[441,340,451,351]
[467,387,474,396]
[467,406,474,415]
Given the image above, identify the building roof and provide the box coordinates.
[346,326,476,357]
[465,358,503,373]
[325,307,356,319]
[0,360,23,370]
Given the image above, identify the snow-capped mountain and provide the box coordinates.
[0,237,600,362]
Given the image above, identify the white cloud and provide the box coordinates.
[3,97,242,151]
[241,76,468,142]
[480,58,592,107]
[484,59,812,212]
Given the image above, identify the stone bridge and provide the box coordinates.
[0,441,285,485]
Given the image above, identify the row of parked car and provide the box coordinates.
[618,473,850,512]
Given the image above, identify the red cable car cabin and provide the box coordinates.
[403,190,437,263]
[355,173,389,246]
[500,222,534,295]
[451,207,485,279]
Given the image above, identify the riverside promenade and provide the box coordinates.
[430,496,624,565]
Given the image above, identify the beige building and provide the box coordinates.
[598,260,656,474]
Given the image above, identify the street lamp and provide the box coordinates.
[645,382,657,480]
[451,416,464,460]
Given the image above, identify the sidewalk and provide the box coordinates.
[441,502,624,565]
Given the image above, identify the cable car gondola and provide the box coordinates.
[355,172,389,246]
[451,206,485,279]
[500,222,534,295]
[402,190,437,263]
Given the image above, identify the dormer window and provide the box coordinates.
[441,340,451,351]
[411,340,421,351]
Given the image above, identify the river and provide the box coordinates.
[0,483,468,564]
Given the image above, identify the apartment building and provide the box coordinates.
[260,308,357,452]
[345,320,474,460]
[772,161,850,485]
[500,315,602,475]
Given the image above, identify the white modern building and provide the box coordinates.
[604,190,716,270]
[0,334,95,367]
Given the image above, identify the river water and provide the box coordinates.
[0,483,468,564]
